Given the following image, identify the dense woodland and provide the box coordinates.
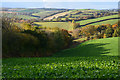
[2,18,73,57]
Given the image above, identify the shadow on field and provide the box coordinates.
[80,18,119,27]
[54,43,111,57]
[2,43,113,66]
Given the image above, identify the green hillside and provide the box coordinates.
[53,37,119,57]
[2,37,119,78]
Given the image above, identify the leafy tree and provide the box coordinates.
[105,27,114,38]
[113,27,120,37]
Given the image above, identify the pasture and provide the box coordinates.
[77,15,118,26]
[3,14,37,19]
[54,37,119,57]
[89,19,118,25]
[16,15,38,19]
[34,22,74,31]
[32,11,59,19]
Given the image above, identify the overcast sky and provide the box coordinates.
[2,0,120,2]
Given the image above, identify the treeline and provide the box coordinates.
[72,23,120,40]
[2,18,73,58]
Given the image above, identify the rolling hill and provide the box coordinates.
[53,37,119,57]
[2,37,119,78]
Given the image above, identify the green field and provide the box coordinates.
[14,9,43,13]
[16,15,38,19]
[89,19,118,25]
[2,37,119,78]
[34,22,74,31]
[77,15,118,25]
[53,37,118,57]
[4,14,37,19]
[32,11,58,18]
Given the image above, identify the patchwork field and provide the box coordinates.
[2,8,119,79]
[34,22,74,31]
[43,11,72,20]
[77,15,118,26]
[2,37,119,78]
[89,19,118,25]
[32,11,59,19]
[3,14,37,19]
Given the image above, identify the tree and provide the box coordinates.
[105,27,114,38]
[113,27,120,37]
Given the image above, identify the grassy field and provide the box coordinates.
[2,37,119,78]
[53,37,118,57]
[34,22,74,31]
[4,14,37,19]
[16,15,38,19]
[14,9,42,13]
[89,19,118,25]
[32,11,59,18]
[77,15,118,25]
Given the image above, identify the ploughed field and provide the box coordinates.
[2,37,119,78]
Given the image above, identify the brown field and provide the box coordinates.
[43,11,71,20]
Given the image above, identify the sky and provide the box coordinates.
[1,0,119,9]
[2,0,119,2]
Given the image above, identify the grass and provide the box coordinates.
[4,14,37,19]
[34,22,73,31]
[2,37,119,78]
[89,19,118,25]
[14,9,42,13]
[77,15,118,25]
[53,37,118,57]
[32,11,58,18]
[73,37,86,42]
[16,15,37,19]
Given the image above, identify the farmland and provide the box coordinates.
[15,15,37,19]
[77,15,118,26]
[3,14,38,19]
[43,11,72,20]
[2,37,119,78]
[89,19,118,25]
[2,7,119,79]
[34,22,74,31]
[32,11,59,19]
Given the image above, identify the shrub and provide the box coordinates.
[3,32,39,57]
[105,27,114,38]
